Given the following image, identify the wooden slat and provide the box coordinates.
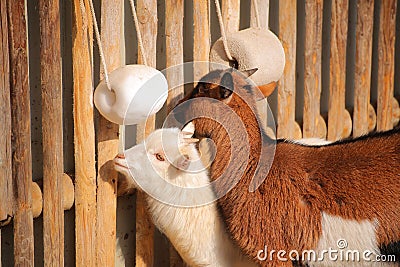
[7,0,35,265]
[278,0,297,139]
[328,0,349,141]
[135,0,158,266]
[350,103,377,132]
[393,97,399,126]
[250,0,269,29]
[377,0,397,131]
[353,0,374,137]
[95,1,123,266]
[0,0,12,224]
[193,0,211,81]
[303,0,324,138]
[39,0,64,265]
[72,0,97,265]
[166,0,184,110]
[165,1,185,266]
[222,0,240,33]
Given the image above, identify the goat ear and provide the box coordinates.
[220,72,234,99]
[241,68,258,78]
[175,155,190,170]
[258,81,277,97]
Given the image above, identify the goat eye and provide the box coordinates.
[155,153,165,161]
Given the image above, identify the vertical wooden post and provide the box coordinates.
[303,0,324,138]
[135,0,158,141]
[0,0,12,225]
[193,0,211,81]
[165,1,185,266]
[166,0,184,110]
[72,0,97,266]
[39,0,64,265]
[278,0,297,139]
[353,0,374,137]
[0,1,13,267]
[328,0,348,141]
[0,2,12,264]
[377,0,397,131]
[222,0,240,33]
[135,0,158,266]
[96,1,123,266]
[251,0,269,29]
[7,0,35,265]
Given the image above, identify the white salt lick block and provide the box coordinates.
[94,64,168,125]
[210,28,285,86]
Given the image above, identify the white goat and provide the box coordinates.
[114,126,257,267]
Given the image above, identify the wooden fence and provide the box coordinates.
[1,0,399,266]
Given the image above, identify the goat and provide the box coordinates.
[172,68,400,266]
[114,126,258,267]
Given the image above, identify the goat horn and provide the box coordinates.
[184,138,199,143]
[181,131,194,136]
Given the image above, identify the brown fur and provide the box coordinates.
[174,69,400,266]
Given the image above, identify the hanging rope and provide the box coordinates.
[252,0,261,29]
[214,0,234,61]
[128,0,148,66]
[79,0,149,90]
[83,0,112,90]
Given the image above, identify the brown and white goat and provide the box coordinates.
[172,69,400,266]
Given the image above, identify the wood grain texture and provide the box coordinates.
[327,0,348,141]
[95,1,123,266]
[7,0,35,265]
[250,0,269,29]
[72,0,97,266]
[303,0,323,138]
[342,109,353,138]
[278,0,299,139]
[1,181,41,226]
[193,0,211,81]
[1,175,76,227]
[368,103,377,131]
[39,0,65,265]
[135,0,158,266]
[353,0,374,137]
[222,0,240,33]
[0,0,12,224]
[165,0,184,112]
[350,103,376,132]
[62,173,75,210]
[391,97,399,126]
[323,109,352,139]
[377,0,396,131]
[166,1,185,266]
[136,0,158,142]
[31,182,43,219]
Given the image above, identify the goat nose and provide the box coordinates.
[116,154,125,159]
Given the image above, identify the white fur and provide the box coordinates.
[293,138,333,146]
[114,127,257,267]
[309,213,385,267]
